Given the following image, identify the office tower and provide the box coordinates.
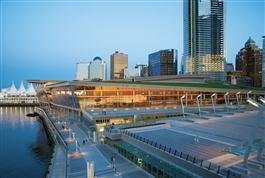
[75,62,89,80]
[183,0,225,81]
[148,49,177,76]
[88,57,106,81]
[226,63,234,72]
[124,64,149,79]
[262,36,265,88]
[235,37,263,88]
[135,64,149,77]
[110,51,128,80]
[124,67,141,79]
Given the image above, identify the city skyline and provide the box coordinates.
[0,0,264,87]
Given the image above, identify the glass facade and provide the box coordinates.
[37,83,255,110]
[148,49,177,76]
[183,0,225,81]
[88,57,106,80]
[75,62,89,80]
[106,138,193,178]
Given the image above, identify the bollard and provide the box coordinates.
[217,166,220,174]
[164,146,166,151]
[200,160,203,167]
[208,162,212,170]
[193,157,196,163]
[186,154,189,160]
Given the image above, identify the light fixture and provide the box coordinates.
[181,95,186,118]
[259,96,265,104]
[247,98,259,108]
[247,91,252,99]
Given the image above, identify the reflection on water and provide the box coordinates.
[0,107,52,178]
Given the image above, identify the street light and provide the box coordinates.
[224,92,229,111]
[236,91,241,110]
[196,94,202,117]
[259,96,265,105]
[181,95,186,119]
[247,91,252,99]
[211,93,217,113]
[247,98,259,108]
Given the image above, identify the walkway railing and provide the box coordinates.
[35,107,68,178]
[109,128,242,178]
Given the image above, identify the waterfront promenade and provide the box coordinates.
[38,107,153,178]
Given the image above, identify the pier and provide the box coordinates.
[36,105,153,178]
[0,81,38,106]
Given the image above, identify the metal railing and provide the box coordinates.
[115,129,242,178]
[35,107,68,178]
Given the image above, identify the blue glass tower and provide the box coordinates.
[182,0,225,81]
[148,49,177,76]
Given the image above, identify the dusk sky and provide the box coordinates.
[0,0,264,88]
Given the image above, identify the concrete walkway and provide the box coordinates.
[47,145,67,178]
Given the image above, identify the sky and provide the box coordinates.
[0,0,264,88]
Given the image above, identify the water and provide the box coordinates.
[0,107,52,178]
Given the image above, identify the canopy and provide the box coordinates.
[26,83,37,96]
[18,81,26,96]
[7,81,18,96]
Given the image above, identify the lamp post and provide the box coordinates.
[259,96,265,105]
[247,91,252,99]
[224,92,229,111]
[75,139,78,152]
[196,94,202,117]
[69,128,71,141]
[181,95,186,119]
[211,93,217,113]
[236,92,241,110]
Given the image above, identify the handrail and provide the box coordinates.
[35,107,68,178]
[115,129,242,178]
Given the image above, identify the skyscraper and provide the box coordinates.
[148,49,177,76]
[75,62,89,80]
[182,0,225,81]
[110,51,128,80]
[235,37,263,88]
[88,57,106,81]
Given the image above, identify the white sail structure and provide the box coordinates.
[26,83,37,96]
[7,81,18,96]
[18,81,27,96]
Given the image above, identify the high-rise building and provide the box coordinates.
[88,57,106,81]
[226,63,234,72]
[182,0,225,81]
[235,37,263,88]
[75,62,89,80]
[148,49,177,76]
[262,36,265,88]
[124,67,141,79]
[135,64,149,77]
[124,64,149,79]
[110,51,128,80]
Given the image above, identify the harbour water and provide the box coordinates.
[0,107,52,178]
